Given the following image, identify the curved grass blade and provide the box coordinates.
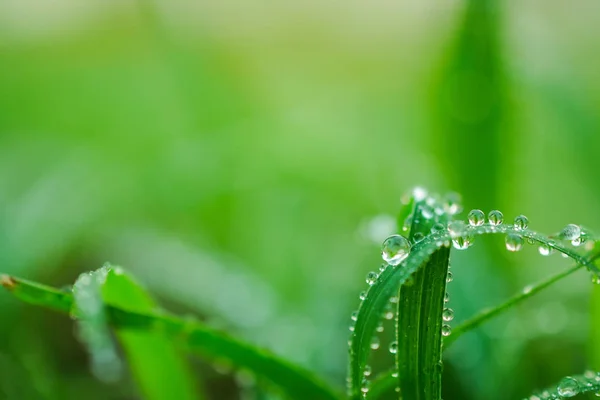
[526,371,600,399]
[102,265,201,400]
[71,266,123,382]
[0,271,340,400]
[348,219,598,399]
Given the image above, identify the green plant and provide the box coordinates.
[2,187,600,399]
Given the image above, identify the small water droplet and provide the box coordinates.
[420,204,434,219]
[538,244,553,256]
[431,223,445,233]
[366,272,378,285]
[442,308,454,322]
[413,232,424,243]
[557,376,579,397]
[444,292,450,303]
[505,233,524,252]
[384,310,394,320]
[370,337,380,350]
[351,311,358,321]
[488,210,503,226]
[359,291,367,300]
[446,271,453,283]
[441,324,452,337]
[443,192,463,215]
[559,224,581,241]
[363,365,372,377]
[526,237,535,245]
[412,187,428,201]
[382,235,411,266]
[514,215,529,230]
[389,341,398,354]
[523,285,533,294]
[392,370,399,378]
[448,221,472,250]
[468,209,485,226]
[376,321,384,333]
[592,275,600,285]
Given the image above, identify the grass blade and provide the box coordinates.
[526,371,600,399]
[396,198,450,400]
[101,265,201,400]
[1,271,340,400]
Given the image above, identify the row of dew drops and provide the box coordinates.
[349,189,599,397]
[527,371,600,399]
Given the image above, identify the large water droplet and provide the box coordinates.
[442,308,454,322]
[468,209,485,226]
[488,210,503,226]
[514,215,529,230]
[448,221,472,250]
[505,234,524,252]
[366,272,378,285]
[559,224,581,241]
[538,243,553,256]
[389,341,398,354]
[441,324,452,337]
[557,376,579,397]
[382,235,411,266]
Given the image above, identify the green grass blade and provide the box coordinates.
[526,371,600,399]
[101,266,201,400]
[396,198,450,400]
[1,271,340,400]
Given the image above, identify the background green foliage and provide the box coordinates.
[1,1,599,399]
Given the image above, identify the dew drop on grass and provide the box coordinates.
[557,376,579,397]
[389,341,398,354]
[370,337,380,350]
[382,234,411,266]
[431,223,445,233]
[488,210,503,226]
[514,215,529,230]
[468,209,485,226]
[446,271,453,283]
[442,308,454,322]
[448,221,472,250]
[559,224,581,241]
[363,365,372,377]
[413,232,424,243]
[420,204,434,219]
[351,311,358,321]
[392,370,399,378]
[444,192,463,215]
[538,244,553,256]
[366,272,378,285]
[444,292,450,303]
[505,234,524,252]
[376,321,384,333]
[592,275,600,285]
[359,291,367,300]
[441,324,452,337]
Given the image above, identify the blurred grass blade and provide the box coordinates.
[0,271,340,400]
[526,372,600,398]
[592,282,600,370]
[396,197,450,400]
[101,265,201,400]
[72,266,123,382]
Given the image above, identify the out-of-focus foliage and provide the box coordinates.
[1,1,600,399]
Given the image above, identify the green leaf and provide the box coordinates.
[102,265,201,400]
[0,271,340,400]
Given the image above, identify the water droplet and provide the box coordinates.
[444,192,463,215]
[431,223,445,233]
[412,187,428,201]
[441,324,452,337]
[514,215,529,230]
[505,234,524,252]
[538,244,553,256]
[391,370,399,378]
[452,235,473,250]
[557,376,579,397]
[382,235,411,266]
[446,271,453,283]
[370,337,380,350]
[559,224,581,241]
[413,232,424,243]
[592,275,600,285]
[366,272,378,285]
[359,291,367,300]
[384,310,394,320]
[448,221,473,250]
[526,237,535,245]
[468,209,485,226]
[442,308,454,321]
[488,210,503,226]
[420,204,434,219]
[389,296,399,304]
[363,365,372,377]
[376,321,384,333]
[351,311,358,321]
[389,341,398,354]
[448,220,466,236]
[444,292,450,303]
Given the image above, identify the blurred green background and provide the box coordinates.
[1,1,600,399]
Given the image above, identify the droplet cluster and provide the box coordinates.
[525,371,600,400]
